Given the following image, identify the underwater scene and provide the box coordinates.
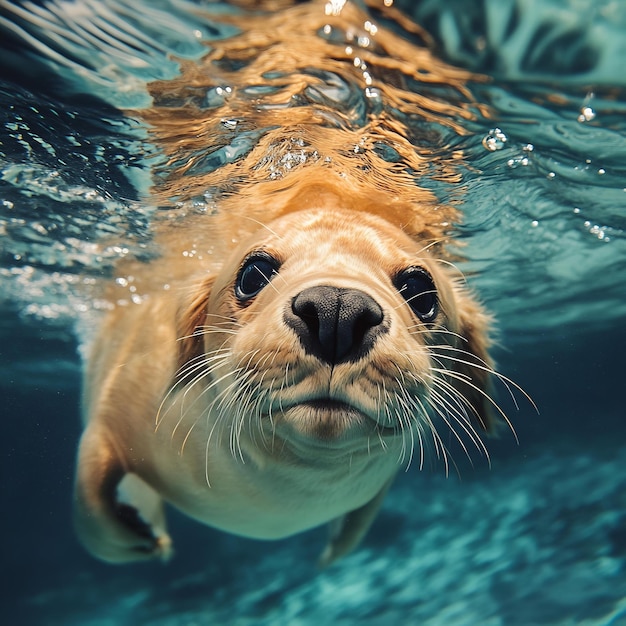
[1,0,625,624]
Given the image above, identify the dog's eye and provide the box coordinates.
[393,267,438,323]
[235,253,280,301]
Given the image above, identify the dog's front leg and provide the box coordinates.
[73,422,172,563]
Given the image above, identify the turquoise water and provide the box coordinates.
[1,0,625,624]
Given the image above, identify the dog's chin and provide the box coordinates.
[276,400,395,445]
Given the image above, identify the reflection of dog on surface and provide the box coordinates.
[74,1,510,565]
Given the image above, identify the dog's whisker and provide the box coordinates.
[204,313,245,326]
[431,345,537,413]
[408,369,489,455]
[180,420,196,456]
[241,215,285,242]
[394,388,417,472]
[430,365,518,441]
[427,387,485,467]
[169,359,235,436]
[411,390,450,472]
[156,351,231,431]
[392,287,438,312]
[407,325,468,343]
[203,378,247,486]
[433,258,468,282]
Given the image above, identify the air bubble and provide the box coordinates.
[364,21,378,36]
[325,0,346,17]
[578,106,596,122]
[482,128,507,151]
[507,156,529,168]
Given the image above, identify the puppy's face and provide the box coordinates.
[179,207,493,464]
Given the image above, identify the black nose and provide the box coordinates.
[284,286,386,365]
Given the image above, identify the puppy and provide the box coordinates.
[74,176,500,564]
[74,1,509,565]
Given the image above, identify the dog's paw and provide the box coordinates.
[114,502,173,561]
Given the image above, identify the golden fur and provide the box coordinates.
[74,0,508,565]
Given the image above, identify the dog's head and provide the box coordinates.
[177,206,495,466]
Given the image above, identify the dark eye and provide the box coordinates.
[235,252,280,301]
[393,267,438,323]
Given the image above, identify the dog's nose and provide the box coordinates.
[285,286,386,365]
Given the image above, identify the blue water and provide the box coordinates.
[1,0,625,624]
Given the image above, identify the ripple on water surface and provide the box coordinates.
[0,0,624,354]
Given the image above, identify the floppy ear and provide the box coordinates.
[450,291,496,434]
[176,275,216,371]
